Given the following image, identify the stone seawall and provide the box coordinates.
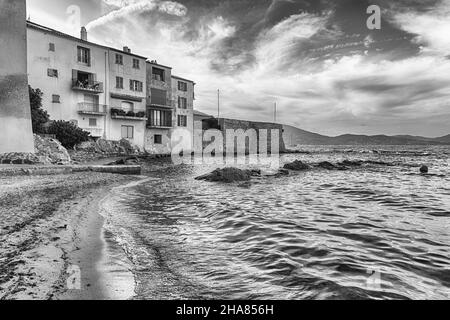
[218,118,287,154]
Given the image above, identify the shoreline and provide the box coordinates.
[0,172,139,300]
[54,184,137,300]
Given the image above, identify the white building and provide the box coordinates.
[172,75,195,150]
[26,21,194,153]
[107,47,147,148]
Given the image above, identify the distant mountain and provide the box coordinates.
[394,134,450,144]
[434,134,450,143]
[283,125,450,146]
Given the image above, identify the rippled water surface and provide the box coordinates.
[102,146,450,300]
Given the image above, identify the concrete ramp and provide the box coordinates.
[0,0,34,154]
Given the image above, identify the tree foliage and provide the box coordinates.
[47,120,90,149]
[29,86,50,134]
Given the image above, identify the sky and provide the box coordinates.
[26,0,450,137]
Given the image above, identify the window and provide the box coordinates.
[178,81,187,92]
[49,43,55,52]
[89,118,97,127]
[116,77,124,89]
[130,80,143,92]
[150,88,167,106]
[178,97,187,109]
[115,54,123,65]
[149,110,172,127]
[121,125,134,139]
[52,94,60,103]
[151,67,165,82]
[77,46,90,65]
[132,59,140,69]
[177,115,187,127]
[47,68,58,78]
[84,94,99,112]
[154,135,162,144]
[121,101,134,112]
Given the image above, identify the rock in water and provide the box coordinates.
[196,167,253,183]
[283,160,310,171]
[338,160,363,167]
[420,165,429,174]
[317,161,337,170]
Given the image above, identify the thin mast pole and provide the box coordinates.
[217,89,220,119]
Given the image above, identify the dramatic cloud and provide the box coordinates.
[87,0,187,29]
[391,0,450,56]
[27,0,450,136]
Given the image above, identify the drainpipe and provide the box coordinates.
[103,51,108,139]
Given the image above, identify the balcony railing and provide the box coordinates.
[111,108,147,121]
[151,74,165,82]
[78,103,108,115]
[72,79,104,93]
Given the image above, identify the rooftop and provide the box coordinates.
[172,75,196,85]
[194,110,213,118]
[146,60,173,70]
[26,20,148,60]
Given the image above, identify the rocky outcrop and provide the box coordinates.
[34,134,71,165]
[283,160,310,171]
[75,139,142,155]
[0,135,71,165]
[106,156,141,166]
[196,167,261,183]
[0,152,42,165]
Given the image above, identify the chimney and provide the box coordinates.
[80,27,87,41]
[123,46,131,53]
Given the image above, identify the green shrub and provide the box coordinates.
[111,108,127,116]
[29,86,50,134]
[47,120,90,149]
[126,111,136,117]
[136,111,146,118]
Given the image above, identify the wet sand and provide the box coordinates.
[0,172,138,300]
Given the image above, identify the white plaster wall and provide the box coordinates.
[27,26,108,136]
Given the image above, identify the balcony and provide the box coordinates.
[72,79,104,93]
[81,127,103,137]
[151,74,165,82]
[111,108,148,121]
[78,103,108,115]
[147,109,173,129]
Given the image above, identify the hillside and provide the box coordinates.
[283,125,450,146]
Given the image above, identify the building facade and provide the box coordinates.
[145,61,174,154]
[26,21,195,153]
[27,22,109,139]
[172,75,195,150]
[107,47,147,148]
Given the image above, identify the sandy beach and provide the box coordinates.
[0,172,138,300]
